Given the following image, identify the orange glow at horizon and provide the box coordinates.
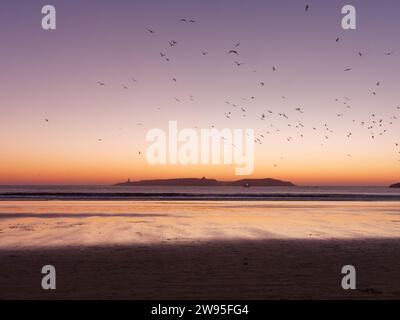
[0,156,398,186]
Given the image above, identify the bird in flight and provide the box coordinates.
[180,18,196,23]
[344,68,352,71]
[146,28,155,34]
[228,50,239,56]
[97,81,105,86]
[305,5,310,12]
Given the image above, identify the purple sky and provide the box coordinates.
[1,0,400,185]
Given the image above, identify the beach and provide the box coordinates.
[1,200,400,299]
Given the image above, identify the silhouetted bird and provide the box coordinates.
[228,50,239,56]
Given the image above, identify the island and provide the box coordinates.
[390,183,400,188]
[114,177,295,187]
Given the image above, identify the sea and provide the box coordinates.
[0,185,399,201]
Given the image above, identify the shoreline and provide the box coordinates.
[1,192,400,201]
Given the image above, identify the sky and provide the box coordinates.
[0,0,399,185]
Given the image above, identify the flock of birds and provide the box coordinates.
[46,4,400,167]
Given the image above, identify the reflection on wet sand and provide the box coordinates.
[0,201,399,248]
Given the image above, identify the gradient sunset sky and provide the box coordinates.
[1,0,399,185]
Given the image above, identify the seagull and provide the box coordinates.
[169,40,178,47]
[146,28,155,34]
[179,18,187,22]
[344,68,352,71]
[305,5,310,12]
[336,37,340,42]
[201,50,208,56]
[44,118,49,122]
[234,61,243,67]
[272,66,277,71]
[97,81,105,86]
[228,50,239,56]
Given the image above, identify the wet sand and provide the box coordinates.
[1,201,400,299]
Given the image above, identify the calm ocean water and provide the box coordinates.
[0,185,399,201]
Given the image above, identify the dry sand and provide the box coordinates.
[1,239,400,299]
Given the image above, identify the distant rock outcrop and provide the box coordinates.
[114,177,219,187]
[114,177,296,187]
[390,183,400,188]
